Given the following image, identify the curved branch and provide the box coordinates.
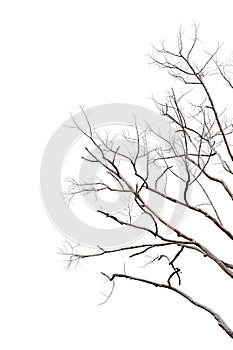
[106,273,233,339]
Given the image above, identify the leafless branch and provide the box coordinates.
[61,24,233,340]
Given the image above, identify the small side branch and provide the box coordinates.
[104,273,233,339]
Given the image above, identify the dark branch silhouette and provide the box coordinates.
[61,24,233,340]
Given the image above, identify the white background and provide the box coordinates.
[1,1,233,349]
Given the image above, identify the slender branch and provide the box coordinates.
[104,273,233,339]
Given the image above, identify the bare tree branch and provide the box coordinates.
[61,24,233,341]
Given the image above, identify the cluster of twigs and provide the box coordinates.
[60,24,233,339]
